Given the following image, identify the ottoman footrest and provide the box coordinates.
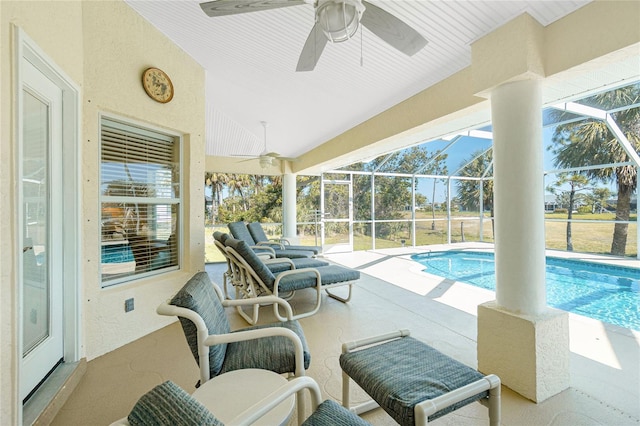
[340,330,501,426]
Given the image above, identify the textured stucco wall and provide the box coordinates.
[0,1,205,422]
[80,0,206,361]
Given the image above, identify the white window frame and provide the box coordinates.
[99,115,182,287]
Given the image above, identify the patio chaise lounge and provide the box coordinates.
[224,236,360,324]
[228,221,316,259]
[247,221,322,255]
[212,231,329,299]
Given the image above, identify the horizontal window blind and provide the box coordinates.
[100,117,180,286]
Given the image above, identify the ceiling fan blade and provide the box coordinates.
[360,1,427,57]
[200,0,304,17]
[296,23,328,72]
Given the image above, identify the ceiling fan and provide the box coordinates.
[232,121,292,168]
[199,0,428,71]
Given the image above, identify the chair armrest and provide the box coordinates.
[203,326,306,377]
[256,241,285,250]
[228,376,322,426]
[274,267,321,279]
[222,295,294,320]
[264,258,295,269]
[157,300,208,332]
[251,245,276,256]
[342,329,411,353]
[273,268,322,293]
[157,301,213,384]
[280,238,291,246]
[271,237,291,246]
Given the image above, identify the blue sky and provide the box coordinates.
[205,121,620,205]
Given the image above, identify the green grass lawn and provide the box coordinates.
[205,211,638,262]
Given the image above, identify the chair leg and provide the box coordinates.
[235,303,259,325]
[325,283,353,302]
[342,369,379,415]
[342,370,351,409]
[297,388,306,425]
[487,374,501,426]
[222,273,231,299]
[273,286,322,322]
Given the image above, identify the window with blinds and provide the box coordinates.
[100,117,180,286]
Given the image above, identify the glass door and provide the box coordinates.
[20,59,64,401]
[321,177,353,253]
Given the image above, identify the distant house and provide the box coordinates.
[605,195,637,212]
[544,195,557,212]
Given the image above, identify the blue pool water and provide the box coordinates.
[411,251,640,331]
[102,244,134,263]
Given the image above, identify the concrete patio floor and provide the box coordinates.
[52,243,639,425]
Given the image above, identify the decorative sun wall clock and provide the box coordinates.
[142,67,174,103]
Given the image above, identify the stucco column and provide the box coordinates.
[492,79,546,315]
[282,173,298,242]
[478,78,569,402]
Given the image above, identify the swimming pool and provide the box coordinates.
[411,251,640,331]
[102,243,134,263]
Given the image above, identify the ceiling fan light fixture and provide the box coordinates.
[317,0,363,43]
[259,156,273,169]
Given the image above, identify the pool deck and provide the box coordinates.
[322,242,640,421]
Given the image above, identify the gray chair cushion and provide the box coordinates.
[225,237,277,289]
[277,265,360,293]
[247,222,322,255]
[302,400,372,426]
[247,222,322,254]
[283,244,322,254]
[246,221,271,243]
[267,258,329,274]
[170,272,230,377]
[128,381,222,426]
[228,221,257,245]
[212,231,229,245]
[229,222,313,258]
[340,336,488,425]
[221,320,311,374]
[273,248,316,258]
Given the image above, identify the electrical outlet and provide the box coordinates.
[125,298,134,312]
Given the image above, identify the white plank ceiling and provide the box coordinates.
[125,0,593,162]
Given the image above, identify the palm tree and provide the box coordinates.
[547,173,590,251]
[592,187,612,214]
[425,154,448,230]
[227,174,251,211]
[205,172,228,222]
[549,83,640,255]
